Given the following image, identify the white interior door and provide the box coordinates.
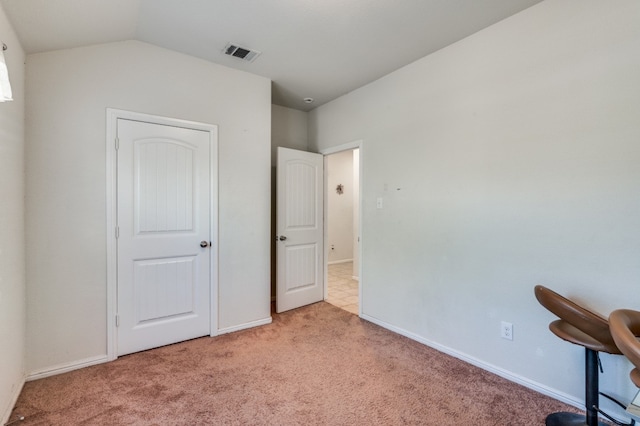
[117,118,211,356]
[276,147,324,313]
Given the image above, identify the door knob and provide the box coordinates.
[200,241,209,248]
[279,236,287,241]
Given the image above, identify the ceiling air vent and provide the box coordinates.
[223,43,261,63]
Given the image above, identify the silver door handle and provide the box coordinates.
[200,241,210,248]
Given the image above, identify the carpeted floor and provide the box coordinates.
[11,302,581,425]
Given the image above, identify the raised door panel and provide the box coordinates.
[285,161,318,230]
[133,256,197,325]
[135,140,195,233]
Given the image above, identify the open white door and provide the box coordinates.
[276,147,324,313]
[116,118,212,356]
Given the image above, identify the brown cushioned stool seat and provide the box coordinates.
[609,309,640,388]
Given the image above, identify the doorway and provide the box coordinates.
[324,147,360,315]
[273,142,362,315]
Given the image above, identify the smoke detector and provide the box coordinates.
[223,43,261,63]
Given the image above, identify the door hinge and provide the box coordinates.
[115,315,120,327]
[115,137,119,150]
[115,226,119,239]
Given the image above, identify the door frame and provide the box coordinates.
[105,108,219,360]
[320,140,363,316]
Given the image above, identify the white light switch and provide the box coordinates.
[376,197,383,209]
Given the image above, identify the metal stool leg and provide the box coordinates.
[544,349,608,426]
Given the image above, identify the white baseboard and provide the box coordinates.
[217,316,272,335]
[360,313,585,411]
[24,318,270,381]
[2,378,25,426]
[327,259,353,265]
[27,355,110,382]
[25,317,270,381]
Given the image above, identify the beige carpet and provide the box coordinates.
[11,302,580,425]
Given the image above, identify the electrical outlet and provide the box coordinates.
[376,197,383,209]
[501,321,513,341]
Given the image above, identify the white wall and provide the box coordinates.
[0,4,26,423]
[309,0,640,414]
[327,150,354,263]
[25,41,272,375]
[271,104,308,165]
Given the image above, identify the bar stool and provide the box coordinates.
[535,285,633,426]
[609,309,640,388]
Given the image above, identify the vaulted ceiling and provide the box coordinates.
[1,0,543,111]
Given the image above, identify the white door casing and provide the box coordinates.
[106,110,218,358]
[276,147,324,313]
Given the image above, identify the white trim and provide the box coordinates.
[106,110,117,360]
[217,317,273,335]
[320,140,362,156]
[106,108,219,359]
[321,140,363,317]
[327,258,353,265]
[105,108,118,360]
[27,355,110,381]
[360,313,584,411]
[208,117,220,338]
[1,378,25,426]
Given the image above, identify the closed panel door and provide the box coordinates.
[276,147,324,313]
[117,118,211,356]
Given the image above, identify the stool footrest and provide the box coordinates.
[592,392,635,426]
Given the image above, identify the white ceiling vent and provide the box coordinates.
[223,43,261,63]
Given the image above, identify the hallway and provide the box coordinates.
[326,262,359,315]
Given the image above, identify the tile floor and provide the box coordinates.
[326,261,359,315]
